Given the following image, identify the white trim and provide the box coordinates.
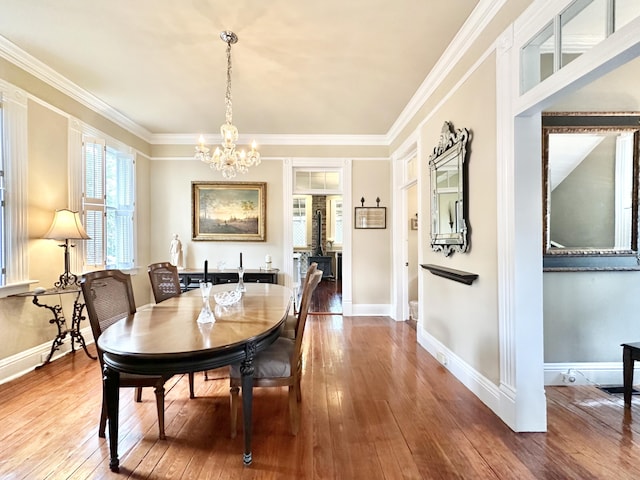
[497,18,548,432]
[391,144,418,322]
[150,155,389,162]
[348,304,392,317]
[0,280,39,298]
[417,328,502,417]
[387,0,507,141]
[282,158,353,315]
[544,362,636,387]
[1,79,29,285]
[0,326,94,385]
[153,133,389,147]
[0,36,153,143]
[515,15,640,116]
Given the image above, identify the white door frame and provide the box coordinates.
[391,145,418,322]
[282,158,353,314]
[496,3,640,431]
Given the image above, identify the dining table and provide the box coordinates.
[97,282,293,472]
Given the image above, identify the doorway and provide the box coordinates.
[282,160,352,315]
[293,194,343,314]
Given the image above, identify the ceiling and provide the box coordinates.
[0,0,480,139]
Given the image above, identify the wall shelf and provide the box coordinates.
[420,264,478,285]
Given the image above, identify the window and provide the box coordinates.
[0,107,5,286]
[326,196,343,246]
[520,0,640,93]
[0,83,28,290]
[82,137,135,270]
[293,196,309,248]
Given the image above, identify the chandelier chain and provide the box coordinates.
[194,30,260,179]
[225,39,233,125]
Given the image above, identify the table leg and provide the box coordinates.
[104,365,121,472]
[32,296,67,369]
[70,293,97,360]
[240,341,256,465]
[623,345,634,408]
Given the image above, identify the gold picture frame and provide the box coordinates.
[192,181,266,241]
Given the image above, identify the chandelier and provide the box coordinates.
[195,31,260,178]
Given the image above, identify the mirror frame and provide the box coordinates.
[428,121,470,256]
[542,112,640,271]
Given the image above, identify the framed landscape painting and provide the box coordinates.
[192,181,266,241]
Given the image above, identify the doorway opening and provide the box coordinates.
[287,166,349,315]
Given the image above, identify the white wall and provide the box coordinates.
[149,159,285,276]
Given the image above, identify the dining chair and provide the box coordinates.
[148,261,183,302]
[81,269,171,440]
[147,262,196,398]
[281,262,318,339]
[229,269,323,437]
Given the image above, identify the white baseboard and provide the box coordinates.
[0,326,95,385]
[544,362,638,386]
[416,328,502,416]
[348,303,392,316]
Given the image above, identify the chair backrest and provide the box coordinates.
[81,269,136,365]
[148,262,182,303]
[293,270,323,356]
[295,262,317,313]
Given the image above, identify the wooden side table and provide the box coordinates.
[622,342,640,407]
[14,287,97,368]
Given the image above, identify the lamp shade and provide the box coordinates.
[44,209,90,240]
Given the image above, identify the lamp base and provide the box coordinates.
[54,240,79,289]
[54,271,80,290]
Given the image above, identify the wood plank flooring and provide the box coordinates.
[2,282,640,478]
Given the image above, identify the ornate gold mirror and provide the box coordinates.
[428,121,470,256]
[542,113,640,270]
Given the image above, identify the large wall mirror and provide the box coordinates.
[428,121,470,256]
[542,113,640,270]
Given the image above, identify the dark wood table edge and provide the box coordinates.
[102,321,284,472]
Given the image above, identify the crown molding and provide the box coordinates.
[387,0,506,142]
[0,35,154,142]
[0,35,392,148]
[152,133,389,146]
[0,0,501,151]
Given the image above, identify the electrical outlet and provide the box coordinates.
[562,371,576,384]
[436,352,448,366]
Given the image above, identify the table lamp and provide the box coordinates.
[44,209,90,289]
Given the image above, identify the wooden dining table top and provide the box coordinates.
[98,283,293,361]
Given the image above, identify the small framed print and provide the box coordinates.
[410,217,418,230]
[355,207,386,229]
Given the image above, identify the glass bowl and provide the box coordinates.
[213,289,241,306]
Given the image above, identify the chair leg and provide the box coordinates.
[135,386,142,402]
[230,385,239,439]
[296,377,302,403]
[99,398,107,438]
[288,385,299,435]
[154,385,166,440]
[188,372,195,399]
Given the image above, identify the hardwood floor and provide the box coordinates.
[309,279,342,314]
[2,300,640,478]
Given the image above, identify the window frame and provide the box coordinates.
[79,133,136,272]
[293,194,312,249]
[0,82,29,295]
